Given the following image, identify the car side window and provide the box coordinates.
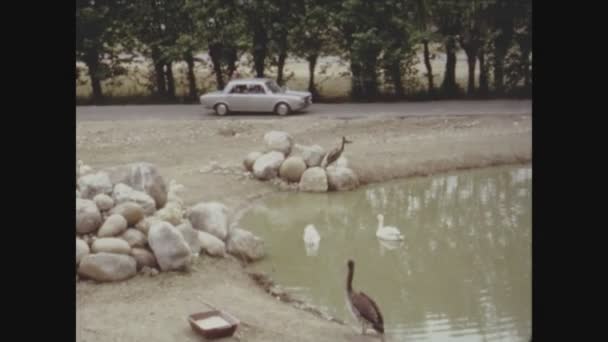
[248,84,266,94]
[229,85,247,94]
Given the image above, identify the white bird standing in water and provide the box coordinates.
[303,224,321,256]
[376,214,404,241]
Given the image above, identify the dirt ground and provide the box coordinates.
[76,113,531,342]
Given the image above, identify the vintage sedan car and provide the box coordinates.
[200,78,312,116]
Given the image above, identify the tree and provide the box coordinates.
[458,0,491,96]
[290,0,337,98]
[432,0,468,97]
[76,0,133,103]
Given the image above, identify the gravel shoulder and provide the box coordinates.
[76,113,531,342]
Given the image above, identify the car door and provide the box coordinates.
[247,84,275,112]
[226,83,248,111]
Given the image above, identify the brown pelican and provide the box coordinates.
[323,136,352,168]
[346,259,384,336]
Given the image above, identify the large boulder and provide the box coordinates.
[130,248,158,270]
[326,167,360,191]
[76,238,90,265]
[292,144,325,167]
[253,151,285,180]
[226,228,265,261]
[120,228,147,248]
[91,237,132,255]
[243,152,263,172]
[93,193,114,212]
[176,222,202,256]
[102,162,168,209]
[263,131,293,155]
[97,214,128,237]
[78,253,137,282]
[279,156,307,183]
[109,202,144,226]
[187,202,230,241]
[78,172,113,199]
[112,183,156,215]
[198,231,226,257]
[299,167,328,192]
[154,201,184,226]
[147,221,192,271]
[76,198,102,234]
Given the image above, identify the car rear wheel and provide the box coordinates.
[275,103,291,116]
[215,103,229,116]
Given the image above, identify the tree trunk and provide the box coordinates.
[225,46,238,80]
[151,47,167,98]
[493,36,509,95]
[387,59,404,97]
[465,49,477,96]
[84,49,103,104]
[422,39,434,94]
[209,43,225,90]
[520,45,531,88]
[277,50,287,86]
[361,49,379,100]
[478,49,489,96]
[441,36,458,96]
[307,54,318,98]
[184,51,197,100]
[253,23,267,78]
[165,62,176,99]
[350,60,364,100]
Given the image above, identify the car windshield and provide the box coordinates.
[265,80,283,94]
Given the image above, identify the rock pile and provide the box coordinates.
[243,131,360,192]
[76,160,265,283]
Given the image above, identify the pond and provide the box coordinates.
[237,165,532,341]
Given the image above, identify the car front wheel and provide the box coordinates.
[215,103,229,116]
[275,103,291,116]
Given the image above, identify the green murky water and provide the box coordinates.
[238,165,532,341]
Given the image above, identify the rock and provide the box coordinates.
[109,202,144,226]
[93,193,114,212]
[130,247,157,270]
[299,167,328,192]
[243,151,263,172]
[78,253,137,282]
[198,231,226,257]
[102,162,168,209]
[154,201,184,226]
[91,237,132,254]
[97,214,128,237]
[226,228,265,261]
[292,144,325,167]
[187,202,230,241]
[78,160,94,177]
[112,183,156,215]
[76,198,102,234]
[176,221,202,256]
[120,228,147,247]
[82,234,94,246]
[167,180,185,206]
[253,151,285,180]
[76,238,90,265]
[336,156,349,168]
[135,217,158,235]
[78,171,113,199]
[141,266,159,276]
[326,167,360,191]
[263,131,293,155]
[148,221,192,271]
[279,156,307,183]
[76,190,81,198]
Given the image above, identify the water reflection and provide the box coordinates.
[239,165,532,341]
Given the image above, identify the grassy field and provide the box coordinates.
[76,46,483,102]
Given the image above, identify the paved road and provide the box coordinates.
[76,100,532,121]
